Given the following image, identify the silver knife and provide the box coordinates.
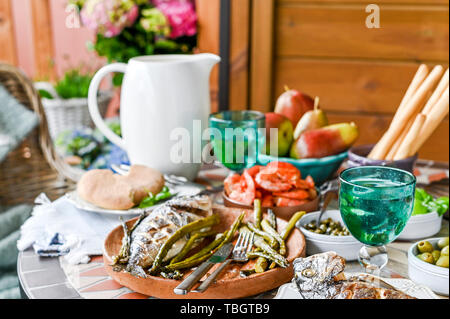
[173,243,233,295]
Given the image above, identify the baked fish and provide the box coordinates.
[293,252,415,299]
[113,195,212,277]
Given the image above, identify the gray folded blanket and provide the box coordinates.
[0,205,32,299]
[0,85,39,163]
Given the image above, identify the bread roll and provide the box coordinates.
[77,165,165,210]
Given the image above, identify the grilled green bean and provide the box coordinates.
[254,199,262,229]
[166,213,245,271]
[246,222,278,249]
[255,257,269,273]
[267,209,277,230]
[261,219,286,256]
[113,214,147,265]
[165,234,226,271]
[169,230,217,265]
[179,233,226,263]
[160,270,184,280]
[247,251,288,268]
[149,214,220,274]
[282,211,306,240]
[240,226,287,267]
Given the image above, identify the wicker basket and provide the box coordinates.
[0,64,83,184]
[35,82,113,140]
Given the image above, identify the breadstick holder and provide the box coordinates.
[348,144,417,173]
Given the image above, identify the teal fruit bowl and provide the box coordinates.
[257,152,348,186]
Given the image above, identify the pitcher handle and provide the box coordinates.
[88,63,127,150]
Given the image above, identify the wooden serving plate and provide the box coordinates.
[103,205,306,299]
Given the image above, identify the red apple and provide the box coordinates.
[265,113,294,157]
[275,87,315,127]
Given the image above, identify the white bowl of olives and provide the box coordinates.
[297,210,362,261]
[408,237,449,296]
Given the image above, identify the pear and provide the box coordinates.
[290,122,359,159]
[293,97,329,140]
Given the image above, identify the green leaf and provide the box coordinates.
[412,198,429,216]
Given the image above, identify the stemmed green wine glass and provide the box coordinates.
[209,111,265,172]
[339,166,416,275]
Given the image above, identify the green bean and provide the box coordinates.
[282,211,306,240]
[113,214,146,265]
[247,251,288,268]
[149,214,220,274]
[254,199,262,229]
[181,233,226,263]
[255,257,269,273]
[261,219,286,256]
[169,231,217,265]
[246,222,278,249]
[165,234,225,271]
[166,213,245,271]
[160,270,184,280]
[240,226,287,267]
[267,209,277,230]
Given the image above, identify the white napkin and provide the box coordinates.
[17,193,123,265]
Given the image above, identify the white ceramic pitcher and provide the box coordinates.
[88,54,220,180]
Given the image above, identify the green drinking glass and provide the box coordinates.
[209,111,265,172]
[339,166,416,274]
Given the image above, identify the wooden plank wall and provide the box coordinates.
[250,0,449,161]
[0,0,16,65]
[0,0,55,79]
[30,0,55,80]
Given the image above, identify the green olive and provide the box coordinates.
[437,237,449,249]
[431,250,441,263]
[417,241,434,253]
[418,253,434,264]
[435,255,449,268]
[441,245,449,256]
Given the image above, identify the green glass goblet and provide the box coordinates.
[209,111,265,172]
[339,166,416,275]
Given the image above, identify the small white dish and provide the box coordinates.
[297,210,362,261]
[275,272,440,299]
[408,237,449,296]
[398,212,443,240]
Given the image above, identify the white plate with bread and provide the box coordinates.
[66,165,206,216]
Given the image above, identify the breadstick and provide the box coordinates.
[393,114,426,160]
[392,64,430,125]
[386,68,449,160]
[368,64,429,159]
[409,86,449,156]
[369,65,444,160]
[422,68,449,114]
[385,120,413,160]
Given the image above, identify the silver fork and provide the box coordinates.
[231,231,255,262]
[194,231,254,293]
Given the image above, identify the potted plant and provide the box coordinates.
[35,69,113,140]
[72,0,197,85]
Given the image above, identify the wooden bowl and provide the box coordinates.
[223,191,320,221]
[103,206,306,299]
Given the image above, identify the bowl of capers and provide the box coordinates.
[408,237,449,296]
[297,210,362,261]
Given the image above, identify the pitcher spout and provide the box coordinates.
[194,53,221,74]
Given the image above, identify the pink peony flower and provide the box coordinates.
[153,0,197,39]
[81,0,139,38]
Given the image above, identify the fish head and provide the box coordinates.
[293,251,346,298]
